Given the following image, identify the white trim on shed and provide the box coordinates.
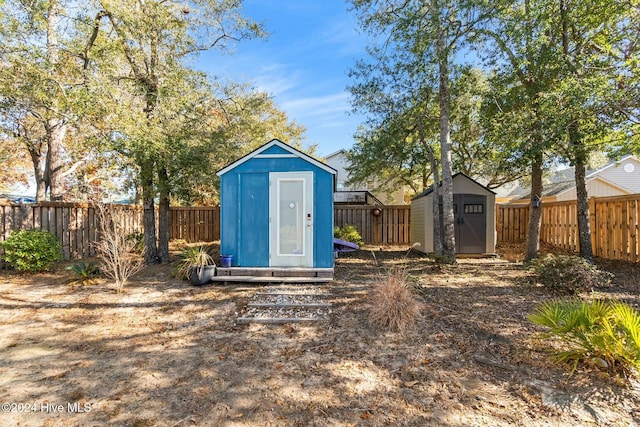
[216,139,336,177]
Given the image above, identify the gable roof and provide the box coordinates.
[585,154,640,178]
[412,172,496,201]
[507,155,640,200]
[325,149,347,159]
[515,176,636,200]
[216,139,337,176]
[512,180,576,200]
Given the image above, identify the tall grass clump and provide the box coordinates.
[368,267,424,334]
[529,299,640,378]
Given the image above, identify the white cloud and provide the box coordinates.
[252,64,301,97]
[282,92,350,121]
[316,14,367,58]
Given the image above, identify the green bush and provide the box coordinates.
[529,254,613,294]
[529,299,640,377]
[1,229,61,272]
[334,225,364,247]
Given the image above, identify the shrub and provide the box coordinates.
[334,225,364,247]
[529,299,640,378]
[1,229,61,272]
[94,204,145,293]
[529,254,613,294]
[368,267,424,334]
[66,261,100,285]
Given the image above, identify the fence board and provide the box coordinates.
[629,200,640,262]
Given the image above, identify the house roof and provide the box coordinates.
[325,149,347,159]
[216,139,337,176]
[508,154,640,200]
[412,172,496,201]
[0,193,36,204]
[512,180,575,200]
[585,154,638,178]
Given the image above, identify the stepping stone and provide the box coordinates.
[236,290,332,324]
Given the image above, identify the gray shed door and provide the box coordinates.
[454,194,486,253]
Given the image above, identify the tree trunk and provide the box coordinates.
[47,122,67,201]
[525,152,543,262]
[27,144,47,202]
[437,35,456,264]
[431,157,443,257]
[45,0,66,202]
[141,159,158,264]
[157,165,170,264]
[417,117,443,256]
[572,136,594,262]
[560,0,593,262]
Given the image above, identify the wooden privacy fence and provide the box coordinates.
[590,195,640,262]
[5,199,638,262]
[496,203,530,243]
[169,206,220,243]
[497,194,640,263]
[0,202,143,261]
[334,205,411,245]
[1,203,411,262]
[0,203,220,261]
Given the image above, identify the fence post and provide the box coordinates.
[589,197,597,257]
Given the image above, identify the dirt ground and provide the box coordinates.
[1,242,639,427]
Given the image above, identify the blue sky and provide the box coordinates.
[197,0,368,157]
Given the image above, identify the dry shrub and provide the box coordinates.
[529,254,613,294]
[94,203,145,293]
[368,267,424,334]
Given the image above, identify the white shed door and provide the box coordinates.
[269,172,313,267]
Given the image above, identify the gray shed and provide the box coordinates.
[411,173,496,254]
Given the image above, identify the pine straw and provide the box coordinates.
[367,266,425,334]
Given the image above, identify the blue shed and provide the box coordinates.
[215,139,336,282]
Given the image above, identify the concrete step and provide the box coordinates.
[247,302,333,308]
[236,317,326,324]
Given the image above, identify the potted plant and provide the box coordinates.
[173,245,216,286]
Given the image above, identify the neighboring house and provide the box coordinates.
[498,155,640,204]
[0,194,36,204]
[324,149,406,205]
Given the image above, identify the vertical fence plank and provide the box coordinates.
[622,199,630,262]
[631,199,639,263]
